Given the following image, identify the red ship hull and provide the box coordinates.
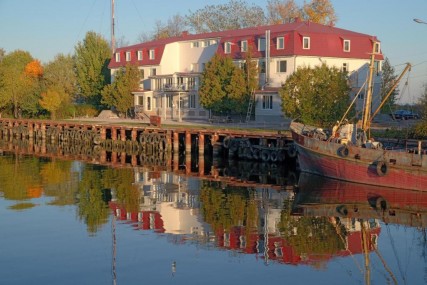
[291,123,427,191]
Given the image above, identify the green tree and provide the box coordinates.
[380,57,398,114]
[0,50,41,118]
[242,48,259,93]
[413,85,427,138]
[101,64,140,117]
[279,64,350,127]
[74,31,111,109]
[43,54,77,118]
[186,0,266,33]
[199,54,247,115]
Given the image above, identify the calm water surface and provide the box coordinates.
[0,153,426,285]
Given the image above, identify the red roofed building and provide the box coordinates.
[108,19,383,122]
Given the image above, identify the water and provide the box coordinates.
[0,152,426,285]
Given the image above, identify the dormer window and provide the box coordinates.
[224,42,232,54]
[258,37,266,51]
[277,37,285,50]
[126,51,131,61]
[343,40,350,52]
[137,50,143,60]
[149,49,155,60]
[115,52,120,62]
[303,37,310,49]
[374,42,380,54]
[241,40,248,52]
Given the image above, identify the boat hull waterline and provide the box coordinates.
[291,125,427,191]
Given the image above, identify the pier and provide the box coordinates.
[0,118,297,190]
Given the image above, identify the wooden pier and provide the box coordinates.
[0,118,297,189]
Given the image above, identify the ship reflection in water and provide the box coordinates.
[0,152,426,284]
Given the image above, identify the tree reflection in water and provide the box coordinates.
[1,151,426,284]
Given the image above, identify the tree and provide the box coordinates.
[0,50,41,118]
[43,54,78,118]
[413,85,427,138]
[74,31,111,109]
[279,64,350,127]
[302,0,337,25]
[25,60,43,78]
[101,64,140,117]
[186,0,266,33]
[266,0,302,24]
[242,48,259,93]
[138,14,187,42]
[380,57,398,113]
[0,48,5,61]
[39,88,63,119]
[199,54,247,115]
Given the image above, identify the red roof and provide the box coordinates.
[108,20,383,69]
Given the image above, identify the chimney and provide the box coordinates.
[182,31,189,37]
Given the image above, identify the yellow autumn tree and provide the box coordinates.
[302,0,337,25]
[39,88,63,119]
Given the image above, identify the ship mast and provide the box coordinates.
[111,0,116,55]
[361,41,377,132]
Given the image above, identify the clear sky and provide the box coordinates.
[1,0,427,104]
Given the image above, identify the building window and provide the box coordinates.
[262,95,273,109]
[277,37,284,49]
[115,52,120,62]
[259,60,266,73]
[374,42,380,54]
[343,40,350,52]
[276,60,287,73]
[192,41,199,48]
[342,62,349,73]
[137,50,143,60]
[202,41,209,47]
[150,68,156,76]
[191,63,199,72]
[149,49,155,60]
[303,37,310,49]
[374,60,381,74]
[146,97,152,111]
[167,94,173,108]
[126,51,131,61]
[189,94,196,108]
[188,77,196,89]
[241,40,248,52]
[258,37,266,51]
[137,96,143,106]
[224,42,231,54]
[139,69,145,79]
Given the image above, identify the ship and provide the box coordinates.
[290,42,427,191]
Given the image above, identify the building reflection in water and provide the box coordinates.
[106,167,423,269]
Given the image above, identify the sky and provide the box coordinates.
[1,0,427,104]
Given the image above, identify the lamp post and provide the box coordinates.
[414,18,427,24]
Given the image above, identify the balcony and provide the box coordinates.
[161,83,196,92]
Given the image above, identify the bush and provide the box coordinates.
[74,104,99,118]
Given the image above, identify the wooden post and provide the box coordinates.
[185,131,191,155]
